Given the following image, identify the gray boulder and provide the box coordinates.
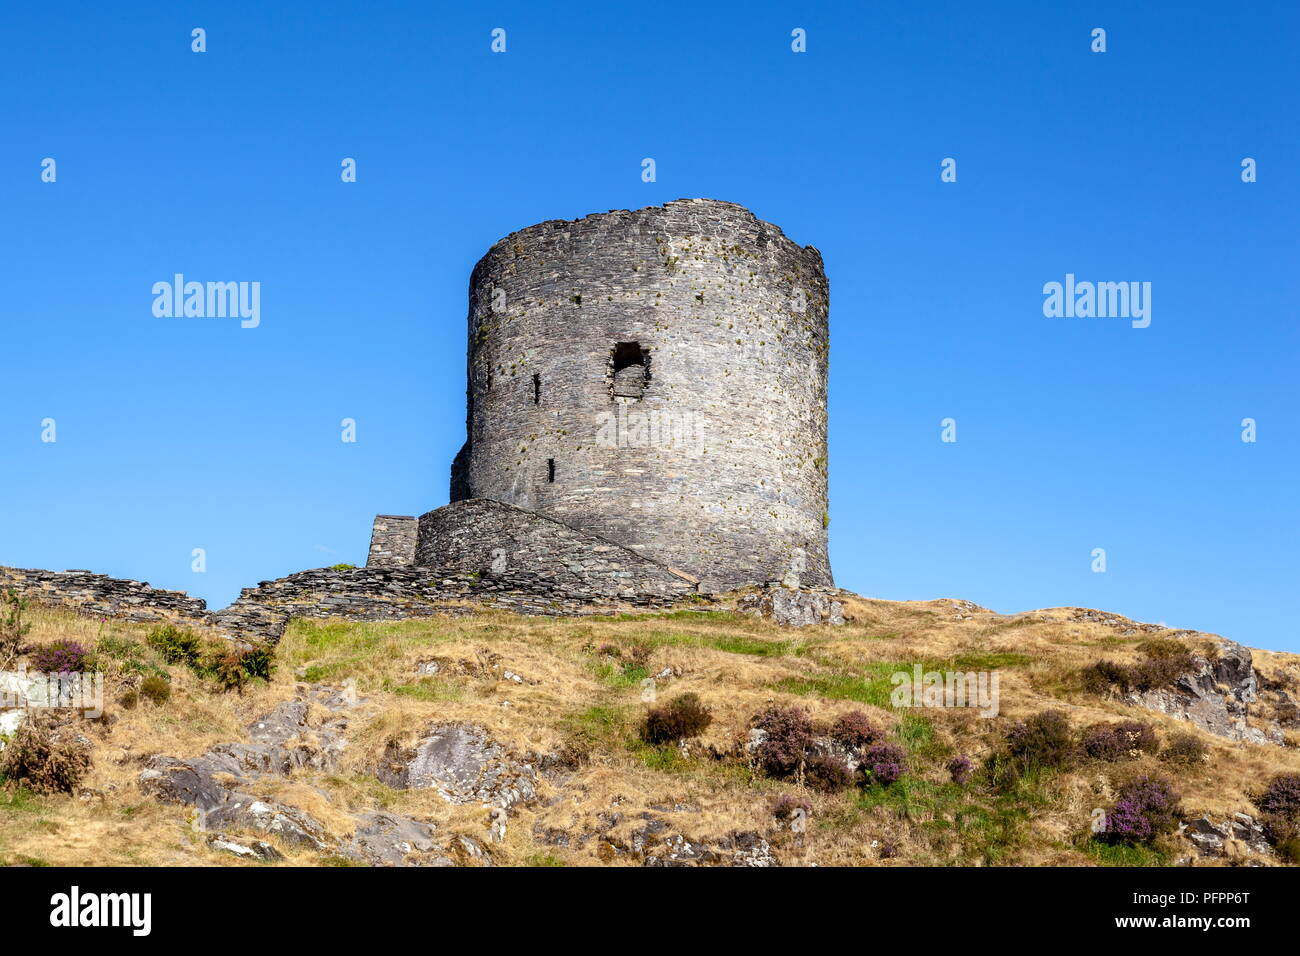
[376,722,538,810]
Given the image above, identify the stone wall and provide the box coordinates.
[452,199,832,592]
[413,498,697,595]
[367,515,418,567]
[214,564,688,642]
[0,566,209,625]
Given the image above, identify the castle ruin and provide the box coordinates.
[368,199,832,594]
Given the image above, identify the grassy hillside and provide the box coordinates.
[2,595,1298,867]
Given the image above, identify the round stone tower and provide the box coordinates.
[451,199,831,591]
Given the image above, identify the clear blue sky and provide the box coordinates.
[2,2,1296,651]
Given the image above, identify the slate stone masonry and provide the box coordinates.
[367,515,418,567]
[376,199,833,593]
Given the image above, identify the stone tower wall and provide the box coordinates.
[452,199,831,590]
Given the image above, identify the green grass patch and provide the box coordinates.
[94,635,169,678]
[589,658,650,688]
[629,741,693,774]
[894,713,947,759]
[562,704,635,753]
[599,629,799,658]
[0,784,43,815]
[1082,838,1168,867]
[771,662,902,707]
[524,852,566,867]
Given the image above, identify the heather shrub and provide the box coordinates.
[1081,721,1159,761]
[1005,709,1075,771]
[770,794,812,822]
[139,674,171,706]
[641,693,713,745]
[1101,774,1182,845]
[751,706,814,778]
[1256,773,1300,820]
[1160,732,1208,767]
[804,754,854,792]
[0,716,91,795]
[1255,773,1300,853]
[147,625,203,668]
[28,640,93,674]
[1137,638,1189,660]
[625,643,653,670]
[1079,659,1132,694]
[1081,642,1196,695]
[862,742,906,786]
[829,710,881,748]
[1129,655,1196,691]
[947,754,973,784]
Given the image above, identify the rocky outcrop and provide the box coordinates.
[534,808,778,867]
[1182,813,1271,860]
[137,685,472,866]
[376,722,539,810]
[1129,640,1283,745]
[738,585,845,628]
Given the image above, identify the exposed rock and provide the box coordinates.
[139,755,330,850]
[1183,813,1271,859]
[207,834,284,862]
[138,686,459,865]
[344,811,453,867]
[738,586,844,628]
[376,722,538,810]
[1129,640,1279,744]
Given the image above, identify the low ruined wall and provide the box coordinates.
[414,498,697,596]
[0,566,209,625]
[215,563,690,642]
[1,549,695,647]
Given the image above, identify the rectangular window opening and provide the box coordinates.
[547,458,555,483]
[532,373,540,404]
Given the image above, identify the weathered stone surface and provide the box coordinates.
[367,515,418,567]
[408,498,696,601]
[1183,813,1271,859]
[139,755,330,849]
[137,685,452,864]
[344,811,453,867]
[738,585,845,628]
[207,834,284,862]
[0,567,208,625]
[448,199,832,592]
[376,722,538,810]
[1129,640,1280,744]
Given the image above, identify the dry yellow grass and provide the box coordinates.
[2,595,1298,867]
